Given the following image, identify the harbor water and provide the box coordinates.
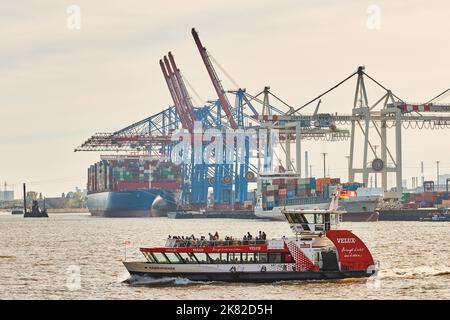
[0,212,449,299]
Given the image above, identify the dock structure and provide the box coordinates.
[75,28,450,214]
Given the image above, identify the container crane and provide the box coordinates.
[168,52,197,127]
[192,28,238,129]
[160,59,189,129]
[161,56,193,129]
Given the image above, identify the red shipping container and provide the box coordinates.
[116,181,149,191]
[151,181,181,189]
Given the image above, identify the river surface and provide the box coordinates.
[0,212,449,299]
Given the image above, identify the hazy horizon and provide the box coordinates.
[1,0,450,197]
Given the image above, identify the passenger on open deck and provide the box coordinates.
[168,232,268,247]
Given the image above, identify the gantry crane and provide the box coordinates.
[192,28,238,129]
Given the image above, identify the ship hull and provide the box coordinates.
[87,189,174,217]
[256,198,380,222]
[124,262,371,282]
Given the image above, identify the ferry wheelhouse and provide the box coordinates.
[123,190,376,282]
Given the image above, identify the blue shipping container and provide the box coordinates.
[310,177,316,190]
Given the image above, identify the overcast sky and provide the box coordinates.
[1,0,449,196]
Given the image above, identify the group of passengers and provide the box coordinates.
[167,230,267,247]
[168,234,206,241]
[243,231,266,242]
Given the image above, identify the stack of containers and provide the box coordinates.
[330,178,341,185]
[297,178,310,197]
[260,181,269,209]
[150,161,182,189]
[316,178,331,194]
[87,165,96,194]
[287,179,296,199]
[265,183,278,209]
[93,163,98,193]
[310,177,316,194]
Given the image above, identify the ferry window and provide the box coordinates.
[285,213,295,224]
[144,252,157,263]
[256,253,268,263]
[164,252,181,263]
[304,214,314,224]
[228,253,241,263]
[242,253,255,263]
[315,214,324,224]
[330,213,338,224]
[193,253,209,263]
[152,252,169,263]
[178,252,195,263]
[268,253,282,263]
[207,253,224,263]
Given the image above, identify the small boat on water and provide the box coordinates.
[21,183,48,218]
[24,200,48,218]
[123,188,377,282]
[419,209,450,222]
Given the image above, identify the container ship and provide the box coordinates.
[254,176,382,222]
[378,182,450,221]
[87,156,182,217]
[254,174,331,220]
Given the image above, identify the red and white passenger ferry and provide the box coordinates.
[123,190,377,282]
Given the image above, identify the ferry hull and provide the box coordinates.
[124,262,371,282]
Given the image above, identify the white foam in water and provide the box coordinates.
[379,265,450,279]
[126,275,198,286]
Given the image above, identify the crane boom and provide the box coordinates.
[191,28,238,129]
[163,56,193,129]
[168,52,197,126]
[159,59,189,129]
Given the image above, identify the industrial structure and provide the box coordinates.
[76,28,450,215]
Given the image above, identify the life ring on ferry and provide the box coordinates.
[208,177,214,186]
[260,266,267,272]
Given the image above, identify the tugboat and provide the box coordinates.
[123,188,377,282]
[24,200,49,218]
[22,183,48,218]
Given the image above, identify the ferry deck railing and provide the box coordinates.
[165,239,267,248]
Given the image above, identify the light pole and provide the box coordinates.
[345,155,350,182]
[374,145,379,188]
[321,153,327,178]
[436,161,440,191]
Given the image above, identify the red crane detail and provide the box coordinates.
[164,55,194,129]
[159,59,190,129]
[191,28,238,129]
[168,52,197,127]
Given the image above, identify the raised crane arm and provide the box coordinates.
[191,28,238,129]
[160,59,189,129]
[163,56,194,129]
[168,52,197,126]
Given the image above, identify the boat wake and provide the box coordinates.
[125,275,200,286]
[379,266,450,279]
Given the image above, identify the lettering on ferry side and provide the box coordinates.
[176,304,210,318]
[336,238,356,244]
